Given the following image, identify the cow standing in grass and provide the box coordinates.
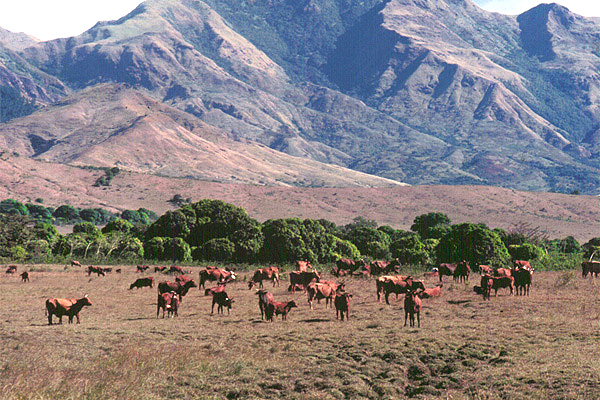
[404,290,422,328]
[46,295,92,325]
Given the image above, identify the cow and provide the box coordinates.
[582,261,600,278]
[369,260,390,276]
[87,266,105,276]
[491,276,514,296]
[158,280,197,301]
[335,258,366,275]
[136,265,149,273]
[157,291,176,318]
[513,260,533,271]
[481,274,493,300]
[248,267,280,289]
[288,270,320,292]
[102,267,112,274]
[129,277,154,289]
[512,267,532,296]
[288,283,305,292]
[211,291,233,315]
[20,271,29,282]
[382,276,425,305]
[175,275,193,284]
[116,269,122,274]
[376,275,406,302]
[168,265,185,274]
[154,266,167,273]
[418,283,443,299]
[296,260,312,272]
[168,295,180,318]
[423,268,439,279]
[494,268,512,278]
[198,267,236,289]
[70,260,82,267]
[330,266,351,277]
[334,292,352,321]
[438,263,457,282]
[265,300,298,321]
[46,295,92,325]
[204,283,227,297]
[256,289,274,320]
[453,261,470,283]
[306,281,336,310]
[6,265,17,274]
[477,265,493,275]
[404,290,422,328]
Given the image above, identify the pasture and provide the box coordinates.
[1,265,600,399]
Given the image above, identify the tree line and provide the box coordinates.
[0,199,595,269]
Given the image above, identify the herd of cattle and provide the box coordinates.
[7,257,600,328]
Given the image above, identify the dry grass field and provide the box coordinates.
[1,264,600,400]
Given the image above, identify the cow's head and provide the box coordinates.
[81,294,92,306]
[287,300,298,309]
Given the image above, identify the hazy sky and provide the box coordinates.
[0,0,598,41]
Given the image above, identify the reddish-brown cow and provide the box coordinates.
[199,268,236,289]
[438,263,457,282]
[306,281,337,309]
[46,295,92,325]
[334,292,352,321]
[265,300,298,321]
[129,277,154,289]
[288,270,320,292]
[404,290,422,328]
[158,280,197,300]
[418,283,443,299]
[248,267,280,289]
[256,289,274,320]
[20,271,29,283]
[491,276,514,296]
[157,291,176,318]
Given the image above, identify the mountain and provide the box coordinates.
[1,0,600,193]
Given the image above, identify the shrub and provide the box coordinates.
[199,238,235,261]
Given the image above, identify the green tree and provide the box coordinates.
[0,199,28,216]
[162,237,191,261]
[390,234,431,265]
[73,222,101,236]
[200,238,235,261]
[52,205,80,222]
[508,243,544,261]
[411,212,451,239]
[25,203,52,220]
[144,237,165,260]
[345,227,391,258]
[436,223,510,267]
[102,218,134,235]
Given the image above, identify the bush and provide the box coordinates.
[508,243,544,261]
[411,212,451,239]
[391,234,431,265]
[436,223,510,267]
[102,219,134,234]
[199,238,235,261]
[0,199,28,216]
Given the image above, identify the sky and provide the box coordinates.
[0,0,598,41]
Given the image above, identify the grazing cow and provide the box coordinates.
[129,277,154,289]
[306,281,336,309]
[418,283,443,299]
[211,291,233,315]
[494,268,512,278]
[335,258,366,275]
[157,291,176,318]
[198,267,236,289]
[46,295,92,325]
[438,263,457,282]
[404,290,422,328]
[71,260,82,267]
[481,274,493,300]
[265,300,298,321]
[296,260,312,272]
[512,268,532,296]
[136,265,149,273]
[204,283,227,296]
[6,265,17,274]
[453,261,470,283]
[20,271,29,283]
[175,275,193,284]
[382,276,425,305]
[87,266,105,276]
[256,289,274,320]
[168,265,185,274]
[477,265,493,275]
[154,266,167,273]
[288,270,320,292]
[376,275,406,302]
[491,276,514,296]
[158,280,197,300]
[334,292,352,321]
[582,261,600,278]
[248,267,280,289]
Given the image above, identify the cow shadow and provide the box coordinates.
[299,318,330,323]
[447,299,471,305]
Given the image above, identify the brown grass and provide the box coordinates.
[1,265,600,399]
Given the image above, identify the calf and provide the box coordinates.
[404,290,422,328]
[211,291,233,315]
[418,283,443,299]
[491,276,514,296]
[481,274,493,300]
[157,291,176,318]
[265,300,298,321]
[20,271,29,283]
[46,295,92,325]
[129,277,154,289]
[334,292,352,321]
[168,295,180,318]
[256,289,274,320]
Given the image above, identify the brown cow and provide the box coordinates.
[404,290,422,328]
[296,260,312,272]
[198,267,236,289]
[494,268,512,278]
[582,261,600,278]
[46,295,92,325]
[491,276,514,296]
[306,281,336,309]
[256,289,274,320]
[453,261,470,283]
[20,271,29,283]
[477,265,493,275]
[129,277,154,289]
[382,276,425,305]
[154,266,167,273]
[211,291,234,315]
[376,275,406,302]
[70,260,82,267]
[334,292,352,321]
[87,266,105,276]
[168,265,185,274]
[168,295,180,318]
[265,300,298,321]
[137,265,149,272]
[175,275,193,284]
[481,274,493,300]
[158,280,197,300]
[205,283,227,297]
[6,265,17,274]
[418,283,443,299]
[512,267,532,296]
[288,270,320,292]
[369,260,390,275]
[438,263,457,282]
[513,260,533,271]
[248,267,280,289]
[157,291,176,318]
[335,258,366,275]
